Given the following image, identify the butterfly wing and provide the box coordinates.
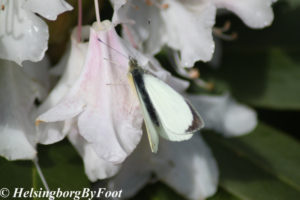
[143,74,204,141]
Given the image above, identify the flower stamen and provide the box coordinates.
[213,21,237,41]
[187,68,214,91]
[144,0,169,10]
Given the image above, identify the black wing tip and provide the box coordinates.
[186,101,205,133]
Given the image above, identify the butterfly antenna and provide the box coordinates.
[97,38,129,60]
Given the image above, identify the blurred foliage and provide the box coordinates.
[286,0,300,7]
[1,1,299,200]
[204,123,300,200]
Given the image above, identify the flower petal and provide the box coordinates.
[187,94,257,136]
[37,95,85,123]
[0,60,48,160]
[214,0,276,28]
[0,1,48,65]
[111,0,127,23]
[109,133,219,199]
[68,126,120,181]
[23,57,51,92]
[0,127,36,160]
[223,98,258,136]
[161,0,216,66]
[118,0,166,54]
[78,106,143,164]
[113,0,216,67]
[36,26,90,144]
[107,135,155,198]
[154,136,219,200]
[74,26,143,163]
[23,0,73,21]
[38,22,144,164]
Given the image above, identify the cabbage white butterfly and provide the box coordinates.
[97,38,204,153]
[127,58,204,153]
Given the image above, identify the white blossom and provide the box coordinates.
[108,134,218,200]
[0,0,72,65]
[0,58,49,160]
[36,20,190,180]
[112,0,276,67]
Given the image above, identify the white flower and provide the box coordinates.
[0,58,49,160]
[37,26,121,180]
[37,21,144,165]
[108,134,219,200]
[36,26,90,145]
[68,121,121,181]
[112,0,276,67]
[0,0,72,65]
[36,20,190,180]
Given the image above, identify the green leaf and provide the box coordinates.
[131,183,241,200]
[208,188,241,200]
[131,182,184,200]
[0,140,90,198]
[203,122,300,200]
[0,159,33,191]
[35,140,90,190]
[217,48,300,110]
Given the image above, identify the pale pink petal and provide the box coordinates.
[68,126,120,181]
[74,25,143,163]
[37,96,85,123]
[108,135,156,198]
[38,21,144,164]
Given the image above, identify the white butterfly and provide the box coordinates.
[127,58,204,153]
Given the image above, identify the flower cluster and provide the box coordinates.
[0,0,276,199]
[0,0,72,160]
